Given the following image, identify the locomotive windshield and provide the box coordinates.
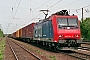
[68,18,78,26]
[57,18,78,28]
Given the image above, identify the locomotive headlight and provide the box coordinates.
[54,40,57,42]
[59,35,63,37]
[59,35,62,37]
[75,35,79,37]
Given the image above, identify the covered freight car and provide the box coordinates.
[25,23,35,42]
[13,23,35,41]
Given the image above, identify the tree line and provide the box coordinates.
[80,17,90,40]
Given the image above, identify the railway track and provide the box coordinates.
[82,41,90,45]
[6,38,90,60]
[59,50,90,60]
[78,47,90,51]
[37,42,90,60]
[81,42,90,51]
[7,39,42,60]
[69,51,90,60]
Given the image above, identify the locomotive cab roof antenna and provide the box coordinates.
[40,10,49,19]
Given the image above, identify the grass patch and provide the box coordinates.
[0,38,5,60]
[0,30,4,37]
[49,56,56,60]
[35,50,42,54]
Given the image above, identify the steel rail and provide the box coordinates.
[60,51,90,60]
[79,47,90,51]
[11,40,42,60]
[7,41,19,60]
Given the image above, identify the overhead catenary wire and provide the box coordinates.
[25,0,90,26]
[7,0,90,34]
[47,0,62,9]
[31,0,51,9]
[21,0,82,28]
[25,0,51,19]
[10,0,22,25]
[13,0,17,8]
[6,0,21,34]
[22,13,42,27]
[13,0,21,19]
[71,4,90,13]
[22,0,51,26]
[57,0,80,10]
[21,0,63,27]
[31,0,63,18]
[74,4,90,11]
[28,0,62,12]
[14,0,90,26]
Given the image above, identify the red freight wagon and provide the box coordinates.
[26,23,35,40]
[22,26,26,38]
[19,29,22,38]
[21,23,35,41]
[12,32,16,38]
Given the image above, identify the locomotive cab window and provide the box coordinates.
[68,18,78,27]
[57,18,67,27]
[57,18,78,28]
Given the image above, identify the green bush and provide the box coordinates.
[0,30,4,37]
[0,38,5,60]
[80,18,90,40]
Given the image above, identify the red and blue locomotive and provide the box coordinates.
[12,10,82,50]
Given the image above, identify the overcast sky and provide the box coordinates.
[0,0,90,34]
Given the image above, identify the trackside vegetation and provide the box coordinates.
[80,18,90,40]
[0,29,4,37]
[0,38,5,60]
